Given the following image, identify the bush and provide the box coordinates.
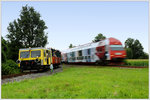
[2,60,20,75]
[124,59,149,67]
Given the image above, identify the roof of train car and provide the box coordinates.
[62,39,106,53]
[19,47,60,52]
[19,47,46,50]
[61,37,121,53]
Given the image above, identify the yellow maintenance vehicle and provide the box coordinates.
[16,47,53,71]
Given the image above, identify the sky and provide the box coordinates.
[2,1,149,53]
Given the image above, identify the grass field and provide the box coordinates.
[1,65,149,99]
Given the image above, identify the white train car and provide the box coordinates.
[61,37,126,64]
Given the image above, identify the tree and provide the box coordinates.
[93,33,106,42]
[125,38,145,59]
[141,52,149,59]
[69,44,75,48]
[1,37,9,62]
[125,48,133,59]
[7,5,48,47]
[6,5,48,60]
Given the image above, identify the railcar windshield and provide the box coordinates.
[31,50,41,58]
[20,51,30,58]
[110,45,124,51]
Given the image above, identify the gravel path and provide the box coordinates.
[2,67,63,85]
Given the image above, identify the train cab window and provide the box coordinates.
[110,45,124,51]
[31,50,41,58]
[20,51,30,58]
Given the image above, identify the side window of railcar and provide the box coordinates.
[78,50,82,56]
[46,50,49,57]
[87,49,91,55]
[51,49,54,56]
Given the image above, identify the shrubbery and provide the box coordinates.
[124,59,149,67]
[2,60,20,75]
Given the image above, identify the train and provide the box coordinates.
[16,47,61,71]
[61,37,126,65]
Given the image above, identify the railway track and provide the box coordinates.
[2,72,34,79]
[2,67,63,84]
[64,63,148,68]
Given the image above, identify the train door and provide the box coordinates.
[46,50,49,65]
[43,50,47,65]
[47,50,51,65]
[87,49,91,62]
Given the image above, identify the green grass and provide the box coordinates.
[124,59,149,67]
[2,65,149,99]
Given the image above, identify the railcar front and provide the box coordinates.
[108,38,126,62]
[17,47,53,71]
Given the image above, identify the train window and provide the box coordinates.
[85,56,87,59]
[20,51,30,58]
[78,50,82,56]
[80,56,83,60]
[31,50,41,58]
[70,52,75,57]
[48,50,51,57]
[110,45,124,51]
[51,49,54,56]
[87,49,91,55]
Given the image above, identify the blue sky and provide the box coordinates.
[2,1,149,53]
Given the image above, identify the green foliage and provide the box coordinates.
[124,59,149,67]
[1,37,9,62]
[2,60,20,75]
[93,33,106,42]
[140,52,149,59]
[2,65,148,99]
[125,48,133,59]
[6,5,48,60]
[69,44,75,48]
[125,38,146,59]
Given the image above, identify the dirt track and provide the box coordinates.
[2,67,63,85]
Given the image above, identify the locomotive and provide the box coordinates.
[17,47,61,71]
[61,37,126,65]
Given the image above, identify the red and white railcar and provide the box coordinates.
[61,37,126,64]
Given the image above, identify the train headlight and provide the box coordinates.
[16,59,21,64]
[35,58,39,63]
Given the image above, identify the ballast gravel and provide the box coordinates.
[2,67,63,85]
